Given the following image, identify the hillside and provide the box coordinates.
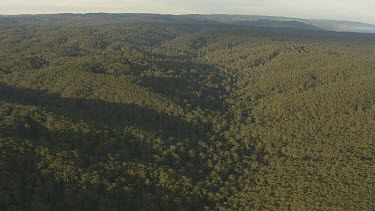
[0,19,375,210]
[186,14,375,32]
[1,13,375,33]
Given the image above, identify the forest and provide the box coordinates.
[0,16,375,210]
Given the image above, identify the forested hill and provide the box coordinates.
[1,13,375,33]
[0,19,375,210]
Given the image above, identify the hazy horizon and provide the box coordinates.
[0,0,374,25]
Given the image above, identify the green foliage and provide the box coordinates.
[0,20,374,210]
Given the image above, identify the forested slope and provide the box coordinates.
[2,13,375,33]
[0,21,374,210]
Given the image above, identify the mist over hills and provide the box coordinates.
[1,13,375,33]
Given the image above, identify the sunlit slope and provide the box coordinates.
[0,22,374,210]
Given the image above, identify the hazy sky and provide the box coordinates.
[1,0,374,24]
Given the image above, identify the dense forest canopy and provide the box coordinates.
[0,16,375,210]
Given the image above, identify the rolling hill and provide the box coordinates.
[0,14,374,210]
[1,13,375,33]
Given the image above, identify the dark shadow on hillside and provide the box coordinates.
[2,120,156,164]
[1,135,203,211]
[0,84,208,141]
[141,76,227,112]
[0,84,213,209]
[138,59,229,113]
[0,83,216,171]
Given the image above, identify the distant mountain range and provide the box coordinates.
[187,14,375,33]
[0,13,374,33]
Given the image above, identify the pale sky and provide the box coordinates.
[1,0,374,24]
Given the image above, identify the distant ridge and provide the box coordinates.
[183,14,375,32]
[0,13,374,33]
